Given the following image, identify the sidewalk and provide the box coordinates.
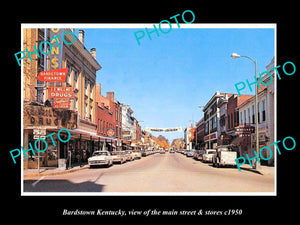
[239,164,275,175]
[23,164,89,178]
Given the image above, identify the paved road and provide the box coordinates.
[23,152,274,193]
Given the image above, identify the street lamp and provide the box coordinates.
[230,53,240,59]
[231,52,261,171]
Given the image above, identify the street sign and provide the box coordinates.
[33,128,46,139]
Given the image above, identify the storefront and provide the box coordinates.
[204,132,217,149]
[23,104,78,169]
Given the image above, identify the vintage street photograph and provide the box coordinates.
[21,24,276,195]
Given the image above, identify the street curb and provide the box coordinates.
[23,166,89,179]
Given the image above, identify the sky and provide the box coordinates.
[75,25,275,142]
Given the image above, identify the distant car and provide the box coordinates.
[141,150,147,157]
[193,150,202,160]
[202,149,216,162]
[88,150,113,168]
[169,149,175,153]
[186,150,195,157]
[133,150,142,159]
[195,150,206,160]
[111,151,127,164]
[160,149,165,154]
[125,150,135,161]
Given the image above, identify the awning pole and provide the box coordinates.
[98,137,100,150]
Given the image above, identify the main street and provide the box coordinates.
[23,152,274,193]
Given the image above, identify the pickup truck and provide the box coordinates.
[212,145,237,168]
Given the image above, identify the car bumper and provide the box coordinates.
[112,158,123,162]
[89,160,109,165]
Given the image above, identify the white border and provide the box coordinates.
[21,23,277,196]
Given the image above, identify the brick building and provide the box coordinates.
[224,94,254,155]
[22,28,101,169]
[95,84,122,151]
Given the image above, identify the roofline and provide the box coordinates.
[64,28,102,71]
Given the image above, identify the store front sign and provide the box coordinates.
[49,28,64,70]
[23,105,77,129]
[204,132,217,141]
[52,98,70,109]
[38,68,68,82]
[48,87,74,99]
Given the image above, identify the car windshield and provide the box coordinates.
[111,151,123,155]
[207,151,215,154]
[92,151,107,156]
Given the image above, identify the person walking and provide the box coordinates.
[66,150,71,170]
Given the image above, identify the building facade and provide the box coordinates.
[23,28,101,169]
[225,94,254,150]
[121,104,135,149]
[236,58,275,165]
[194,118,205,149]
[202,92,233,149]
[95,84,123,151]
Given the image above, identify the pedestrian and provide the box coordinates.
[66,150,71,170]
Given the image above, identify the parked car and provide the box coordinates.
[160,149,165,154]
[125,150,135,161]
[169,149,175,153]
[111,151,127,164]
[133,150,142,159]
[212,145,237,167]
[186,150,195,157]
[141,150,147,157]
[88,150,113,168]
[195,150,206,160]
[202,149,216,162]
[193,150,204,160]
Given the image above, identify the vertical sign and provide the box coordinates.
[49,28,64,70]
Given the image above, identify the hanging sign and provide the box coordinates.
[52,98,70,109]
[49,28,63,70]
[38,68,68,82]
[107,128,115,138]
[145,127,182,132]
[48,87,74,99]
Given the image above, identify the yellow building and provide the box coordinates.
[22,28,101,169]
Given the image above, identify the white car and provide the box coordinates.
[125,150,135,161]
[111,151,127,164]
[202,149,216,162]
[88,150,113,168]
[133,151,142,159]
[212,146,237,167]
